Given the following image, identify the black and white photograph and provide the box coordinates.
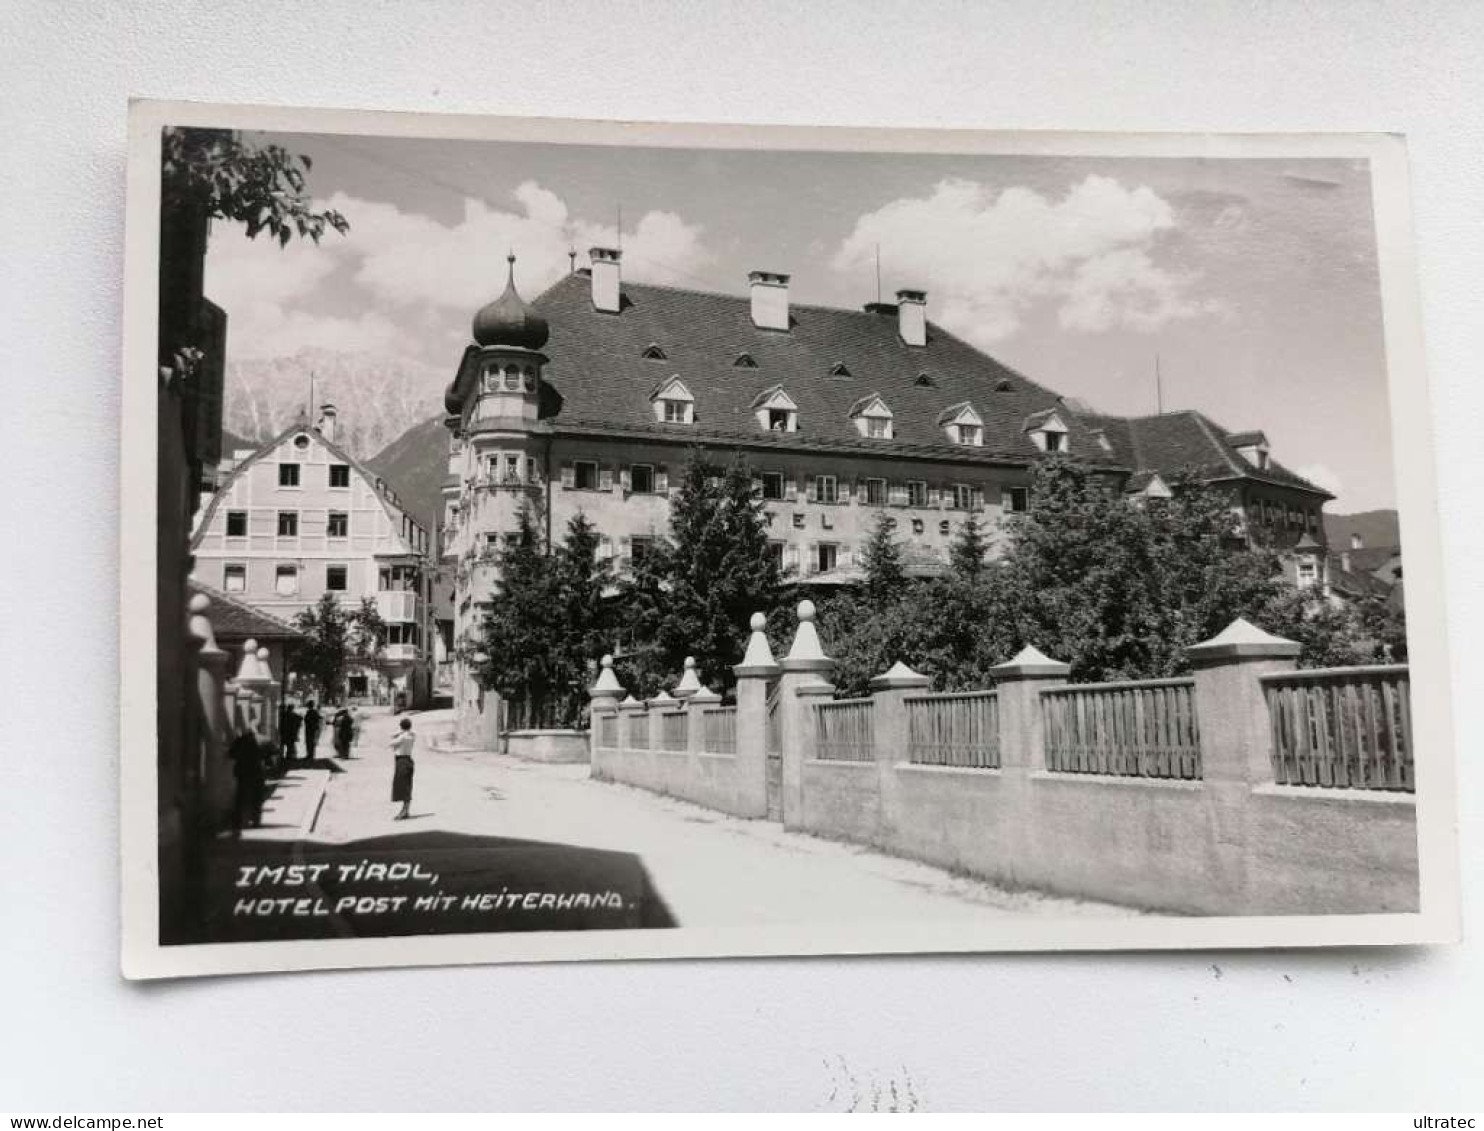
[122,104,1459,979]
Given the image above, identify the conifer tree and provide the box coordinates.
[860,512,907,603]
[948,512,990,581]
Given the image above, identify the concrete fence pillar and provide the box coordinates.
[1186,618,1301,907]
[870,661,931,842]
[990,644,1071,882]
[733,612,781,819]
[687,685,720,756]
[188,595,232,826]
[779,600,835,829]
[618,695,647,786]
[587,653,625,777]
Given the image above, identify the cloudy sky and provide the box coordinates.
[205,131,1395,512]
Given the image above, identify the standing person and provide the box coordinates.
[302,700,322,760]
[332,705,354,759]
[279,700,300,762]
[351,707,365,752]
[390,717,416,820]
[227,722,266,835]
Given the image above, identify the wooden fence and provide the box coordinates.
[702,707,737,754]
[625,712,649,750]
[660,710,688,752]
[814,698,876,762]
[906,691,1000,768]
[1041,678,1201,779]
[1261,665,1413,791]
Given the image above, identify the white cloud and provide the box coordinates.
[832,175,1218,346]
[1297,462,1345,499]
[204,182,712,363]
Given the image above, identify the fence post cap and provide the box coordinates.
[870,661,932,691]
[990,644,1071,680]
[1187,618,1301,666]
[589,653,625,700]
[783,599,833,670]
[618,694,647,711]
[673,655,702,698]
[736,611,782,676]
[689,687,722,705]
[187,592,226,659]
[794,681,837,699]
[647,689,678,709]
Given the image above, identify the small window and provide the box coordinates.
[504,454,520,483]
[866,417,890,439]
[817,475,838,504]
[1006,487,1029,513]
[574,460,599,490]
[642,343,668,360]
[523,367,537,393]
[630,464,655,494]
[526,457,538,482]
[1297,561,1318,587]
[293,435,310,450]
[761,471,785,500]
[326,564,348,591]
[734,352,758,369]
[914,372,935,388]
[226,510,247,537]
[767,541,785,569]
[1044,431,1064,453]
[663,399,690,424]
[327,511,349,538]
[952,484,974,510]
[278,463,300,487]
[224,564,246,592]
[829,362,852,378]
[906,481,927,508]
[277,511,299,537]
[328,464,350,488]
[274,564,299,596]
[767,408,791,432]
[816,543,838,573]
[630,536,656,568]
[865,478,887,506]
[958,424,982,447]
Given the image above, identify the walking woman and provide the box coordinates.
[390,716,416,820]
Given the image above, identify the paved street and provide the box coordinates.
[297,707,1137,929]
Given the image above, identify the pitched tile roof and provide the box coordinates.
[188,579,305,642]
[1078,409,1331,499]
[516,275,1116,465]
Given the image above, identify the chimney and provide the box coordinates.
[749,270,791,332]
[1350,532,1364,551]
[588,246,622,313]
[316,401,338,443]
[896,288,928,347]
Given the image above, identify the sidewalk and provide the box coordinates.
[233,762,332,842]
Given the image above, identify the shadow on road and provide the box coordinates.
[179,829,676,945]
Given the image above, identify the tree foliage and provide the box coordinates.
[292,593,352,700]
[161,127,349,247]
[473,507,613,727]
[615,450,787,697]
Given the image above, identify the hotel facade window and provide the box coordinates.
[952,483,974,510]
[761,470,785,500]
[1005,487,1029,513]
[816,543,838,573]
[629,464,655,494]
[278,463,300,487]
[327,511,349,538]
[907,480,928,507]
[328,464,350,488]
[326,564,348,591]
[275,564,299,596]
[815,474,838,504]
[865,478,887,506]
[277,511,298,536]
[224,563,246,592]
[226,510,247,537]
[573,460,599,490]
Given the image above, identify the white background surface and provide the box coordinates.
[1,0,1480,1112]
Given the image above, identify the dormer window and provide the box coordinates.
[848,393,894,440]
[641,343,668,360]
[914,372,935,388]
[1023,409,1070,453]
[829,362,852,378]
[649,375,695,425]
[1229,431,1272,470]
[938,402,984,446]
[733,352,758,369]
[751,386,798,433]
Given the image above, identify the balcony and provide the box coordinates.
[376,590,418,623]
[383,643,418,666]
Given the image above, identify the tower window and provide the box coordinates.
[226,510,247,537]
[328,464,350,488]
[278,463,301,487]
[327,511,349,538]
[504,454,521,483]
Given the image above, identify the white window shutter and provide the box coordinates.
[806,476,817,502]
[1000,488,1013,512]
[599,465,614,491]
[889,482,907,506]
[786,476,799,501]
[560,461,575,489]
[784,543,799,570]
[805,541,817,573]
[656,465,669,494]
[839,544,853,569]
[620,467,632,492]
[973,487,985,510]
[751,475,763,495]
[928,485,941,507]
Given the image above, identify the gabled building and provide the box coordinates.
[440,248,1334,722]
[190,405,437,707]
